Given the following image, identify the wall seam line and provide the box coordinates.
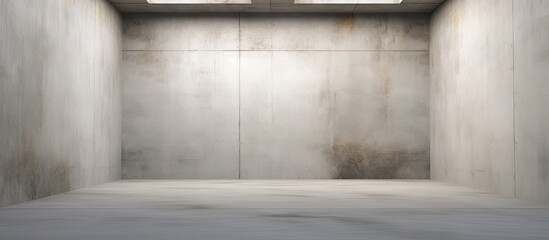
[121,49,429,52]
[238,13,242,180]
[511,0,517,197]
[92,0,97,186]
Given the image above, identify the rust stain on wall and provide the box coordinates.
[339,14,355,32]
[452,11,461,30]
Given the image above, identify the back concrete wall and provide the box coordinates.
[122,13,430,179]
[430,0,549,203]
[0,0,122,207]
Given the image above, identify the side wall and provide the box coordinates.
[0,0,122,207]
[122,14,430,179]
[513,0,549,203]
[431,0,549,202]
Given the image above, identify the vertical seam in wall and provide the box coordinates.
[92,0,97,186]
[511,0,517,197]
[270,51,274,146]
[238,13,241,179]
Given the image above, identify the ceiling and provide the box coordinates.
[107,0,445,13]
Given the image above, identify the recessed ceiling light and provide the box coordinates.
[294,0,402,4]
[147,0,252,4]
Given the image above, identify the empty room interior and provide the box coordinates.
[0,0,548,239]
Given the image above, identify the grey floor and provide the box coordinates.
[0,180,548,240]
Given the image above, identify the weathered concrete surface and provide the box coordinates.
[430,0,549,203]
[122,14,430,179]
[430,0,515,196]
[0,180,548,240]
[0,0,122,207]
[122,51,240,179]
[239,14,429,51]
[123,14,240,51]
[122,14,240,179]
[240,51,429,178]
[513,0,549,203]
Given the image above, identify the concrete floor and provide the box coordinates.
[0,180,548,240]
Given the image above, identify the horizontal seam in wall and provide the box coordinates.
[122,49,429,52]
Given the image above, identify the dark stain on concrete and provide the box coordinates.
[122,149,147,177]
[273,194,307,198]
[265,213,321,219]
[122,19,143,32]
[381,66,391,96]
[331,140,429,179]
[264,213,379,225]
[182,204,214,210]
[122,149,142,163]
[123,19,154,47]
[2,142,71,205]
[140,165,151,175]
[105,217,151,223]
[540,149,548,181]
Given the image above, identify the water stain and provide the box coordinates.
[140,164,151,174]
[381,66,391,96]
[122,149,143,162]
[35,45,46,130]
[123,19,153,46]
[2,143,70,205]
[331,140,429,179]
[540,149,548,181]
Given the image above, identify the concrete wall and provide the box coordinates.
[513,0,549,203]
[430,0,549,202]
[0,0,122,207]
[122,14,430,179]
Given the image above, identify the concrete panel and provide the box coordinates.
[240,14,429,50]
[240,51,334,178]
[430,0,515,196]
[122,51,240,179]
[94,1,123,184]
[331,51,430,179]
[513,0,549,203]
[123,14,240,51]
[0,0,122,207]
[240,51,429,178]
